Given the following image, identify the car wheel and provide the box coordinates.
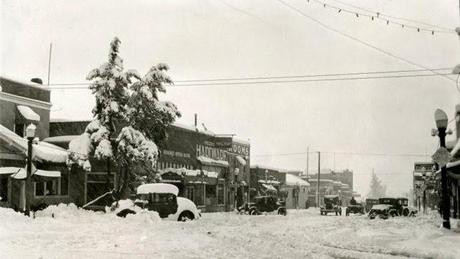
[249,208,259,215]
[278,208,287,216]
[389,210,398,217]
[178,211,195,222]
[403,209,409,216]
[116,209,136,218]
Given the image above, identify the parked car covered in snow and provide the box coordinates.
[320,195,342,216]
[238,195,286,216]
[365,198,379,212]
[111,183,201,221]
[396,198,417,217]
[346,203,365,216]
[368,204,392,219]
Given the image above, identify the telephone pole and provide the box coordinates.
[316,151,321,207]
[306,146,309,176]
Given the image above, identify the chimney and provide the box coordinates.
[194,113,198,127]
[456,104,460,140]
[31,78,43,85]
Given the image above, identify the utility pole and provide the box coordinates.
[316,152,320,207]
[47,43,53,86]
[306,146,309,177]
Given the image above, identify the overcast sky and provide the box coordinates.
[1,0,459,197]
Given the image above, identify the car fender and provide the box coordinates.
[167,197,200,221]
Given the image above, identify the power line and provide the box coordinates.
[47,72,453,90]
[48,67,451,86]
[253,150,429,157]
[308,0,455,35]
[274,0,456,84]
[329,0,454,32]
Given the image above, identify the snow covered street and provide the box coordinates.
[1,206,459,259]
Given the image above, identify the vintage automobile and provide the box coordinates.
[320,195,342,216]
[378,197,417,217]
[364,198,379,212]
[396,197,417,217]
[368,204,392,219]
[112,183,201,221]
[238,195,287,216]
[346,203,365,216]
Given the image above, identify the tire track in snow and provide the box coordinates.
[319,243,431,259]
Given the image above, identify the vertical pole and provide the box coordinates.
[47,43,53,86]
[306,146,309,177]
[438,127,451,229]
[25,137,33,216]
[316,152,320,207]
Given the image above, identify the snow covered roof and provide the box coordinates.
[232,137,250,145]
[197,156,229,167]
[286,173,310,186]
[172,122,215,136]
[0,124,67,163]
[0,75,50,91]
[43,135,80,143]
[137,183,179,195]
[17,105,40,121]
[159,167,219,178]
[250,164,287,173]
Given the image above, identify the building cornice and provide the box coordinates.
[0,91,52,110]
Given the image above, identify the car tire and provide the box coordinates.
[116,209,136,218]
[249,208,259,215]
[178,211,195,222]
[403,208,409,216]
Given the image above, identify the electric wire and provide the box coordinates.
[47,72,454,90]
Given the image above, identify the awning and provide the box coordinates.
[236,156,246,166]
[0,167,22,175]
[286,173,310,186]
[17,105,40,122]
[9,167,61,180]
[197,156,229,167]
[0,124,67,163]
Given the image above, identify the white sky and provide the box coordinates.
[1,0,460,197]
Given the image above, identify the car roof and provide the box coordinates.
[137,183,179,195]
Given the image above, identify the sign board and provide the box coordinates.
[431,147,452,168]
[213,136,233,148]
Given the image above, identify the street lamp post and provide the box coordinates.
[433,109,451,229]
[25,123,36,216]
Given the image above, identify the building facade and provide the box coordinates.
[47,120,250,212]
[0,77,72,211]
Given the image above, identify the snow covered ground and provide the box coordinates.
[1,205,459,259]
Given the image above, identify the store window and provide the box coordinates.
[195,185,205,206]
[206,185,216,205]
[217,184,224,205]
[14,123,25,137]
[34,172,69,197]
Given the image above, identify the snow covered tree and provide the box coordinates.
[367,172,387,198]
[67,37,180,200]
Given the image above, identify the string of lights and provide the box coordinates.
[329,0,454,31]
[306,0,455,35]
